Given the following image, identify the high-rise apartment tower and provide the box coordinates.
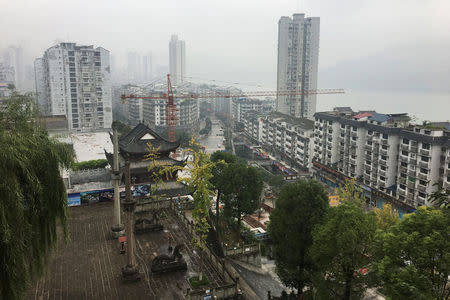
[276,13,320,120]
[169,35,185,85]
[35,42,112,131]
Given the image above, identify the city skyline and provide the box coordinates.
[0,0,449,120]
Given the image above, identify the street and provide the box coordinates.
[198,115,225,154]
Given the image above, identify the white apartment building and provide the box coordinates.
[0,62,15,97]
[313,110,450,207]
[169,35,185,85]
[276,13,320,120]
[244,111,314,170]
[35,43,112,131]
[143,96,199,133]
[232,98,263,123]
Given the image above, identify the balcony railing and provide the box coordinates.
[418,172,428,181]
[420,148,430,156]
[419,161,429,169]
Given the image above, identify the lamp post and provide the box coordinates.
[121,160,140,282]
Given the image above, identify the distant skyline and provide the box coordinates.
[1,0,449,120]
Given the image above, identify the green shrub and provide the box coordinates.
[189,275,209,288]
[72,159,109,171]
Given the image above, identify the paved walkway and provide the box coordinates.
[28,202,228,300]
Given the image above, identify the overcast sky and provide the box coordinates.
[2,0,449,119]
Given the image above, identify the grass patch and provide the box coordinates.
[189,275,209,288]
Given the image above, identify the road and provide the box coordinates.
[198,115,225,154]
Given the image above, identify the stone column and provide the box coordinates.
[121,160,140,282]
[111,128,124,238]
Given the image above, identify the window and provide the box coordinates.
[421,156,429,162]
[70,73,76,77]
[70,83,76,88]
[381,155,387,160]
[419,180,426,186]
[69,62,75,67]
[403,138,409,144]
[380,166,386,171]
[352,126,356,131]
[401,162,407,167]
[422,143,430,150]
[341,124,345,129]
[366,160,371,165]
[402,150,408,156]
[95,62,101,66]
[69,57,75,62]
[69,67,75,72]
[368,130,373,135]
[71,88,77,93]
[400,184,406,190]
[382,133,388,139]
[70,78,76,82]
[420,168,428,174]
[424,130,431,135]
[400,173,407,178]
[418,192,426,198]
[380,176,385,181]
[94,51,101,57]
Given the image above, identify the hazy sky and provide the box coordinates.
[2,0,449,119]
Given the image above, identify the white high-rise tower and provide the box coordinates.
[169,35,185,85]
[34,42,112,131]
[276,13,320,120]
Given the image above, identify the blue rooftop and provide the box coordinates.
[369,113,390,123]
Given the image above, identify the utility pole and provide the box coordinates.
[121,160,140,282]
[111,128,124,238]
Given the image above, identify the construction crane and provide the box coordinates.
[121,74,345,142]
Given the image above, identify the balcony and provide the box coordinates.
[419,161,429,169]
[398,177,407,185]
[398,189,406,197]
[381,139,388,145]
[407,181,415,190]
[365,145,372,151]
[380,149,388,156]
[379,169,386,177]
[420,148,430,156]
[379,160,387,166]
[410,146,418,153]
[400,166,408,173]
[407,170,416,177]
[399,156,408,163]
[417,184,427,193]
[400,144,409,151]
[417,172,428,181]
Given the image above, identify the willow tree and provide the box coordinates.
[0,93,74,300]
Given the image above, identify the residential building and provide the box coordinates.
[232,98,263,123]
[0,62,15,97]
[244,111,314,170]
[276,13,320,120]
[169,35,185,85]
[35,42,112,131]
[313,109,450,207]
[142,53,152,83]
[143,96,199,134]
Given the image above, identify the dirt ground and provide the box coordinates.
[28,202,228,300]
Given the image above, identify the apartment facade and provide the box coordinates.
[232,98,263,123]
[169,35,185,85]
[313,110,449,207]
[276,13,320,120]
[35,43,112,131]
[244,111,314,170]
[143,97,199,133]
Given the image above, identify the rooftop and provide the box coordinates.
[268,111,314,129]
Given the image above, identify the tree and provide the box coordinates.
[310,202,376,300]
[335,178,365,206]
[427,182,450,209]
[178,139,217,281]
[0,93,74,300]
[373,203,399,231]
[372,207,450,300]
[210,151,237,218]
[268,180,329,294]
[220,163,263,234]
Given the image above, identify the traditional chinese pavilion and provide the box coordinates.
[105,123,185,186]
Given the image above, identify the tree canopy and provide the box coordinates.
[372,206,450,300]
[220,163,263,230]
[0,93,74,300]
[310,202,376,300]
[268,180,329,294]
